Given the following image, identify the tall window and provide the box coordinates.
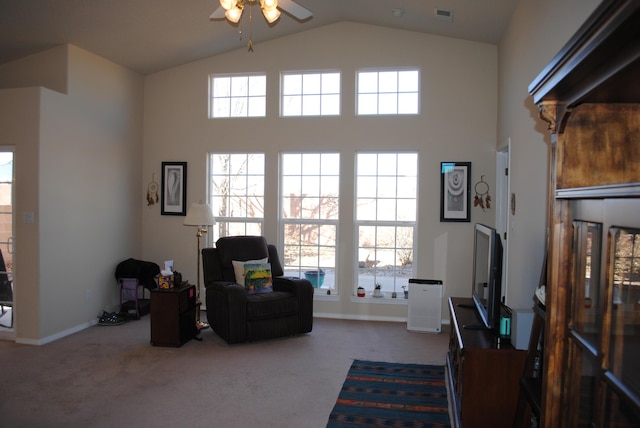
[208,153,265,241]
[209,74,267,118]
[357,69,419,115]
[355,152,418,295]
[281,153,340,292]
[281,71,341,116]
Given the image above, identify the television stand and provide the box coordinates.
[456,303,475,309]
[462,323,487,330]
[447,297,526,428]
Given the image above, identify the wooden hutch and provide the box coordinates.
[522,0,640,426]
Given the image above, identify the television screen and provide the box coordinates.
[471,223,503,330]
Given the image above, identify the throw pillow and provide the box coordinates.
[232,257,268,286]
[243,263,273,294]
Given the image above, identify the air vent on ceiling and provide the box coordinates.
[434,8,454,23]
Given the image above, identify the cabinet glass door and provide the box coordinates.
[570,221,602,350]
[606,227,640,404]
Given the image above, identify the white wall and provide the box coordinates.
[497,0,601,310]
[142,22,499,320]
[0,45,144,343]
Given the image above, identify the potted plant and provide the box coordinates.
[303,269,325,288]
[357,286,365,297]
[373,283,382,297]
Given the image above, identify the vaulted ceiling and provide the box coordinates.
[0,0,518,75]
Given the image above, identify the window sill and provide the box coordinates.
[350,296,408,305]
[314,293,339,302]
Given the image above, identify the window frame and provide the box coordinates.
[209,73,267,119]
[356,68,420,116]
[354,151,418,296]
[207,153,265,242]
[280,70,341,117]
[279,152,340,294]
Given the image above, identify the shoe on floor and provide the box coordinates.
[98,311,125,326]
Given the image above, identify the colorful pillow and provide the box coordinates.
[232,257,268,286]
[243,263,273,294]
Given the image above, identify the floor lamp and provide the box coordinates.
[183,201,215,330]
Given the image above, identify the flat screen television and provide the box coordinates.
[469,223,503,330]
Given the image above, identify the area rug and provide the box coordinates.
[327,360,451,427]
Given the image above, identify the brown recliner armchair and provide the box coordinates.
[202,236,314,344]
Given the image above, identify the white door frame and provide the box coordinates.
[496,140,511,304]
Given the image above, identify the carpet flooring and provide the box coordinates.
[327,360,451,427]
[0,317,450,428]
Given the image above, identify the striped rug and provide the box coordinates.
[327,360,451,428]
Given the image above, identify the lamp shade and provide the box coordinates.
[261,0,278,11]
[184,202,215,227]
[225,6,243,23]
[262,7,280,23]
[220,0,238,11]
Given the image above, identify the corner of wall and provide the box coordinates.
[0,44,69,94]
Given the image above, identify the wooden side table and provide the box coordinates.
[150,283,199,347]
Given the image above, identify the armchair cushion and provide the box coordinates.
[232,257,268,286]
[243,263,273,294]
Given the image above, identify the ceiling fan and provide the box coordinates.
[210,0,313,51]
[209,0,313,23]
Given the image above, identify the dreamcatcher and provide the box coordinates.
[473,175,491,211]
[146,173,159,206]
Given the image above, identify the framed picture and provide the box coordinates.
[161,162,187,216]
[440,162,471,222]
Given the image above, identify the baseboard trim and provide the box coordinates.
[315,312,406,322]
[314,312,450,326]
[15,318,98,346]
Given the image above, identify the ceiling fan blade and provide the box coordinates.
[209,6,226,20]
[278,0,313,20]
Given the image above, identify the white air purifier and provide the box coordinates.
[407,279,443,333]
[510,308,535,350]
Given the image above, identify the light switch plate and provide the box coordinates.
[24,211,35,224]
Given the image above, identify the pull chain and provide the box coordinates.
[247,1,254,52]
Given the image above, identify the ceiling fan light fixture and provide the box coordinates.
[260,0,278,11]
[220,0,239,11]
[214,0,311,51]
[225,6,243,23]
[262,7,281,23]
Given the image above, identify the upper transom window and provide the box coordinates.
[357,69,419,115]
[281,71,341,116]
[209,74,267,118]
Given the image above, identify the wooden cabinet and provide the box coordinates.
[446,297,526,428]
[527,1,640,426]
[515,301,546,427]
[150,284,199,347]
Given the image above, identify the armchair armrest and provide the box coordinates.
[273,276,314,333]
[273,276,313,295]
[205,281,248,344]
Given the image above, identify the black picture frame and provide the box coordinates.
[440,162,471,222]
[161,162,187,216]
